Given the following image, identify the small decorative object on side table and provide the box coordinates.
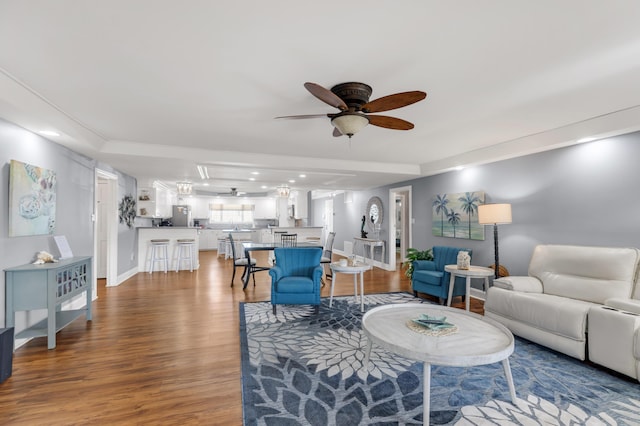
[456,251,470,270]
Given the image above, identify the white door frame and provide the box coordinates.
[388,185,413,272]
[95,169,119,287]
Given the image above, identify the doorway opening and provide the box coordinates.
[388,186,412,272]
[95,169,119,287]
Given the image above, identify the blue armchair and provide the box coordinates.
[411,246,472,304]
[269,247,323,314]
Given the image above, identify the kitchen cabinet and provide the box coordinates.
[293,190,308,219]
[137,188,155,218]
[137,185,175,218]
[254,198,277,219]
[199,229,218,251]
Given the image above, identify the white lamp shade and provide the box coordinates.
[478,203,512,225]
[331,113,369,136]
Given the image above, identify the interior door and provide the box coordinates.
[323,198,334,241]
[96,179,108,278]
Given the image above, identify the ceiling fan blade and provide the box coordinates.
[275,114,329,119]
[304,82,348,111]
[361,91,427,113]
[367,115,415,130]
[333,127,342,137]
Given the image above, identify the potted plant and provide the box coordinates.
[404,248,434,278]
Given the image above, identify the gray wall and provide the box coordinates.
[0,118,138,331]
[312,131,640,277]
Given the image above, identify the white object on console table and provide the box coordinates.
[137,227,200,272]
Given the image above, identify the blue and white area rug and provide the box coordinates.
[240,293,640,425]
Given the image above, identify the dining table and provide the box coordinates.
[241,241,322,289]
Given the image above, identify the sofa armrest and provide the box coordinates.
[604,298,640,315]
[493,276,543,293]
[413,260,435,271]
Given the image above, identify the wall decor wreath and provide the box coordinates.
[119,194,137,229]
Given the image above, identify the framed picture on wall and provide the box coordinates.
[432,191,485,240]
[9,159,57,237]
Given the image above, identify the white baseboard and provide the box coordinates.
[112,267,138,286]
[470,287,486,301]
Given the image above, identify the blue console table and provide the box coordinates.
[4,256,92,349]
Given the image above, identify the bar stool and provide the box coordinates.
[217,238,227,258]
[175,238,195,272]
[149,239,170,273]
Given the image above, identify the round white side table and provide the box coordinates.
[444,264,495,311]
[329,262,372,312]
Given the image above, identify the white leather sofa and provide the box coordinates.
[484,244,640,363]
[588,296,640,381]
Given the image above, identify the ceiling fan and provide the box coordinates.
[207,187,269,198]
[219,187,245,197]
[277,82,427,138]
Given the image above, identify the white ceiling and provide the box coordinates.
[2,1,640,195]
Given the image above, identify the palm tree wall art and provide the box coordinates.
[432,191,485,240]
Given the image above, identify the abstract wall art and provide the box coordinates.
[432,191,485,240]
[9,159,57,237]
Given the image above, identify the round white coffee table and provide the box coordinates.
[329,262,372,312]
[362,304,516,426]
[444,264,495,311]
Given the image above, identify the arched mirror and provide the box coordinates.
[366,196,384,231]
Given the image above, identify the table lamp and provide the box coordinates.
[478,203,512,279]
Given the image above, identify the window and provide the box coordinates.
[208,203,255,224]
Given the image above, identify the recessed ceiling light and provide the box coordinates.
[249,178,255,181]
[299,174,306,178]
[288,179,295,183]
[203,183,209,186]
[39,130,60,137]
[261,185,267,189]
[251,171,259,175]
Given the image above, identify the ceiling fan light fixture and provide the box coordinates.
[331,113,369,138]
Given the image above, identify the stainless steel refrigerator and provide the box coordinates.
[172,205,192,227]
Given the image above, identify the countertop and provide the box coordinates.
[137,226,200,229]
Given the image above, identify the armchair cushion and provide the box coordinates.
[275,276,315,293]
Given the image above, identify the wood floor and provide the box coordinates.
[0,250,483,425]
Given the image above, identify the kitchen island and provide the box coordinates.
[137,227,200,272]
[266,227,324,243]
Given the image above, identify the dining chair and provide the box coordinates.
[229,233,256,287]
[281,233,297,247]
[320,231,336,282]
